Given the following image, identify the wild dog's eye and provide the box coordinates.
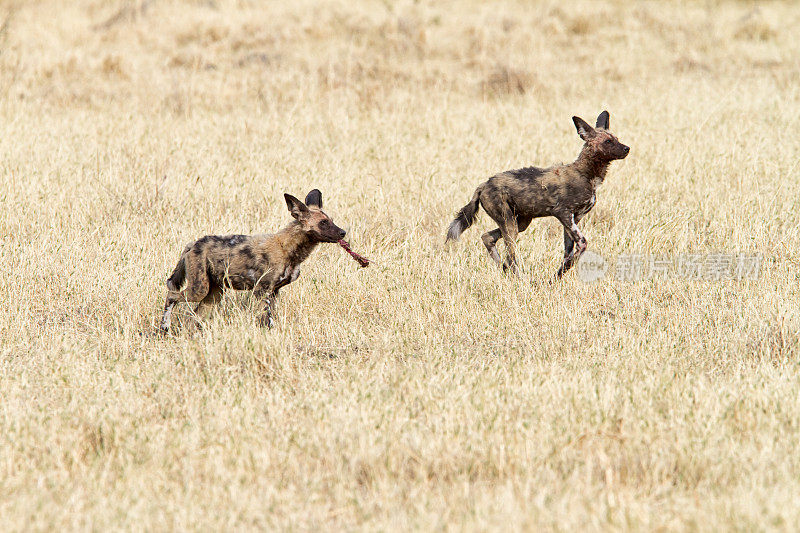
[604,139,613,145]
[320,220,330,228]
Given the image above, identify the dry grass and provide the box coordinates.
[1,0,799,530]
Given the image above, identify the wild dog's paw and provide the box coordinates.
[160,305,174,334]
[258,314,275,329]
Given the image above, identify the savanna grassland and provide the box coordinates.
[1,0,799,530]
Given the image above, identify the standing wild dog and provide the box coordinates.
[446,111,629,278]
[160,189,346,333]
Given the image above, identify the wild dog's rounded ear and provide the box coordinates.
[596,110,610,130]
[305,189,322,208]
[284,194,309,219]
[573,116,595,140]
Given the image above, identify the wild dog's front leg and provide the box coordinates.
[561,213,584,261]
[257,266,300,328]
[556,214,587,278]
[274,265,301,292]
[253,284,278,328]
[257,265,303,327]
[254,265,300,328]
[563,229,575,261]
[289,265,301,283]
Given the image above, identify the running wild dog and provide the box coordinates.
[446,111,629,278]
[160,189,346,333]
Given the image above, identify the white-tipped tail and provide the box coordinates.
[446,219,464,241]
[445,184,483,242]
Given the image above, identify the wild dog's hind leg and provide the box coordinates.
[511,215,532,272]
[498,213,520,275]
[193,285,223,322]
[160,267,211,333]
[556,214,587,278]
[481,229,503,267]
[161,292,180,333]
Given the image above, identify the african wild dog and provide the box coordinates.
[446,111,629,278]
[160,189,346,333]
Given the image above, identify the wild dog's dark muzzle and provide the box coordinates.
[325,226,346,242]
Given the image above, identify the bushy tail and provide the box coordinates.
[166,256,186,291]
[446,184,483,242]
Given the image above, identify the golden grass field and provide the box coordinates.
[2,0,799,530]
